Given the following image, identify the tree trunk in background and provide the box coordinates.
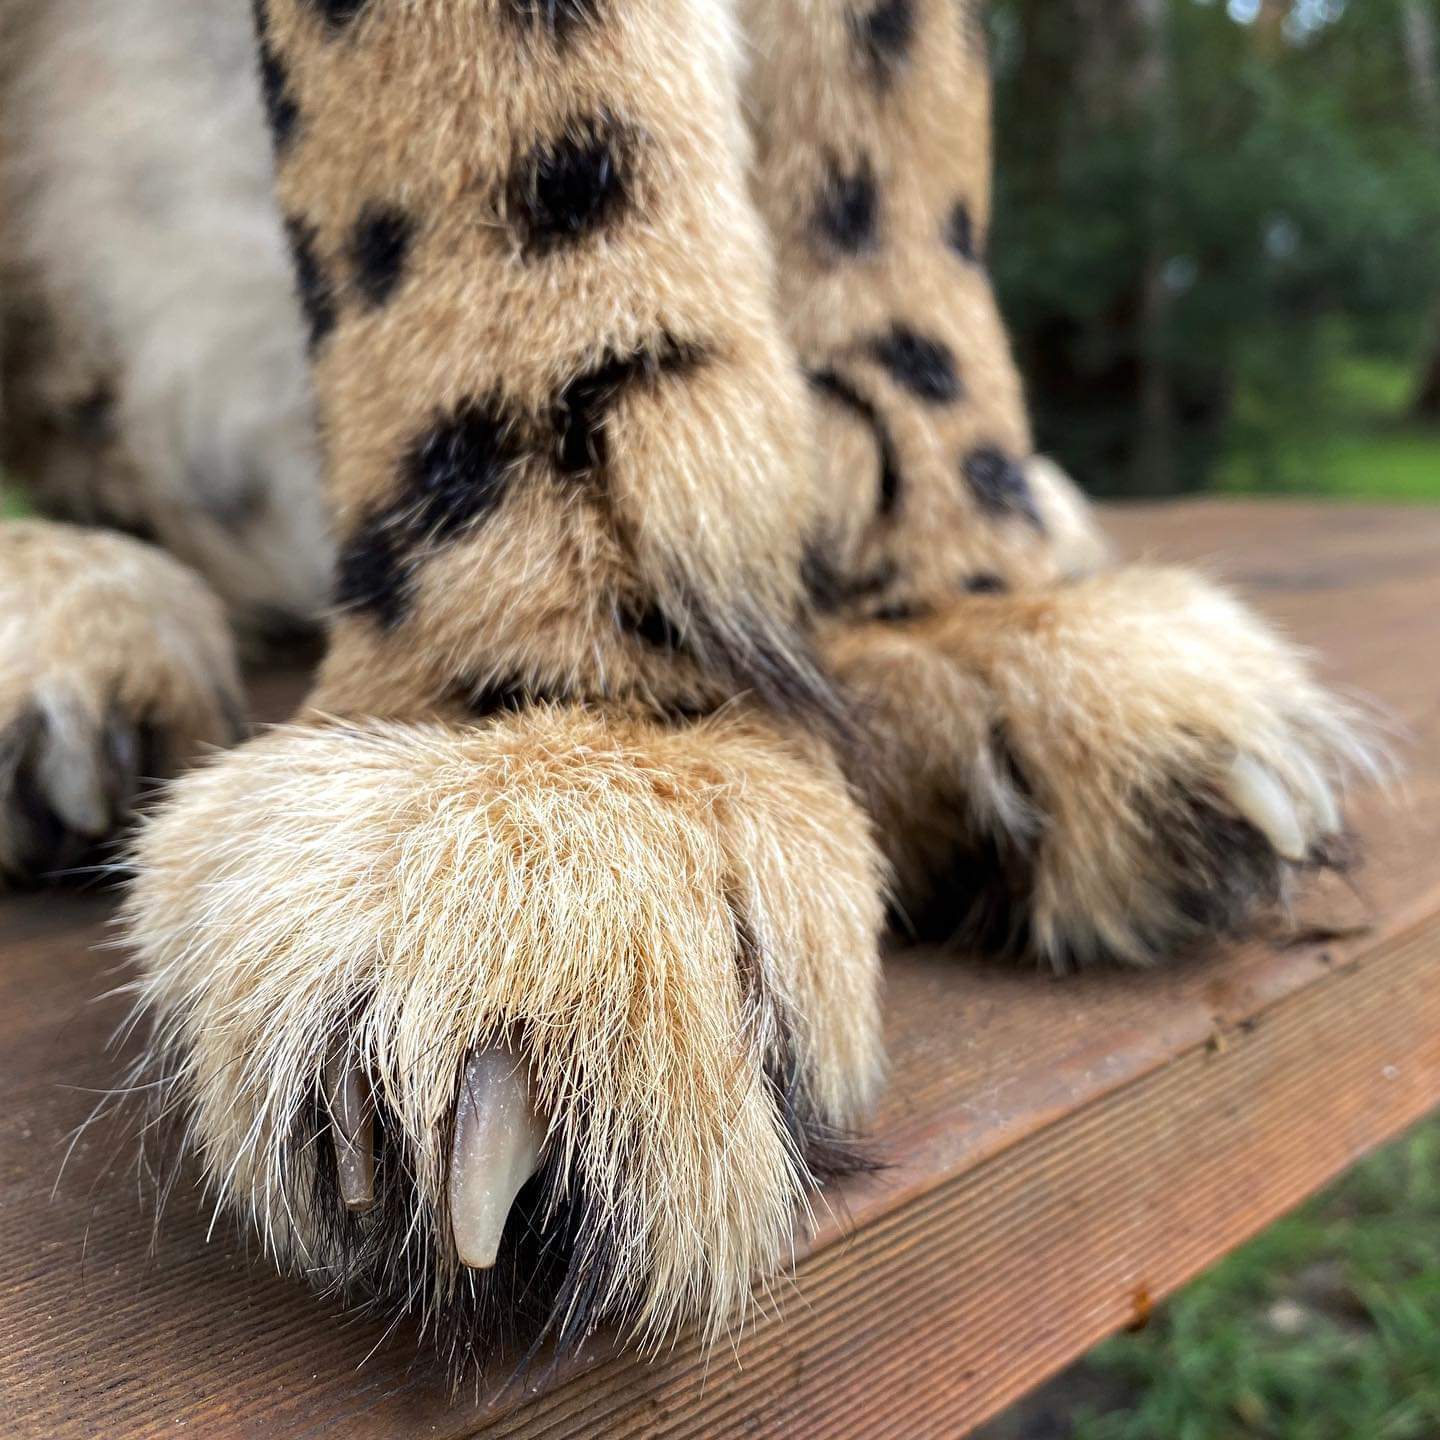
[1403,1,1440,421]
[1128,0,1178,494]
[1255,0,1289,56]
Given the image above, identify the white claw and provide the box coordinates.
[322,1052,375,1213]
[449,1042,546,1270]
[1224,753,1307,862]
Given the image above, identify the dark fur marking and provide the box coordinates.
[619,599,688,654]
[509,114,632,255]
[654,580,855,740]
[454,675,570,718]
[730,902,874,1184]
[896,726,1040,954]
[873,600,934,623]
[963,447,1044,530]
[401,397,528,544]
[853,0,916,86]
[813,153,880,257]
[252,1,300,152]
[350,205,415,309]
[947,200,982,263]
[334,520,410,629]
[505,0,603,41]
[553,336,707,477]
[299,0,371,32]
[868,326,962,404]
[283,216,337,353]
[336,398,526,627]
[808,369,903,517]
[803,544,899,616]
[964,573,1009,595]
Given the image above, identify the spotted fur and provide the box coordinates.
[0,0,1374,1380]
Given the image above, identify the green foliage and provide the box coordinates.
[1069,1117,1440,1440]
[988,0,1440,495]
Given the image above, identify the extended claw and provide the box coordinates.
[448,1043,547,1270]
[1224,753,1307,863]
[322,1052,375,1213]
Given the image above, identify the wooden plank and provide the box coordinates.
[4,501,1439,1439]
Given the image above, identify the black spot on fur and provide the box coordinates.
[854,0,916,86]
[506,0,603,41]
[873,600,934,623]
[509,114,631,255]
[252,1,300,152]
[401,398,527,543]
[553,336,707,477]
[334,519,410,628]
[336,397,526,627]
[947,200,982,263]
[283,216,337,352]
[300,0,371,32]
[964,573,1009,595]
[808,369,903,517]
[813,154,880,256]
[349,205,414,308]
[619,599,688,653]
[869,326,962,404]
[963,447,1044,530]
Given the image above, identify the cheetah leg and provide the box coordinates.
[123,0,884,1370]
[741,0,1376,964]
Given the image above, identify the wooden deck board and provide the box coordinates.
[5,501,1440,1438]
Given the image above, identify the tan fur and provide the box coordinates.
[125,705,884,1345]
[248,0,826,719]
[0,0,1378,1365]
[741,0,1074,611]
[0,519,241,882]
[827,568,1375,965]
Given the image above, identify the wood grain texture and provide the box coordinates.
[4,501,1439,1439]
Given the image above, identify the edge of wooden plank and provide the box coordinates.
[455,914,1440,1440]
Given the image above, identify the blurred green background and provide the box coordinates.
[981,1,1440,1435]
[989,0,1440,503]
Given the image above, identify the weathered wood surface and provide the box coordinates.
[4,501,1439,1439]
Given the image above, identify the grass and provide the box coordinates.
[1072,1117,1440,1440]
[981,1116,1440,1440]
[1217,355,1440,502]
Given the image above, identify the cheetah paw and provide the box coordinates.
[0,522,243,886]
[122,706,883,1368]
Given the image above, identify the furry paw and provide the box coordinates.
[122,707,883,1369]
[0,522,243,886]
[827,567,1378,967]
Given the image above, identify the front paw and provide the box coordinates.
[0,523,243,886]
[122,707,883,1369]
[829,567,1379,967]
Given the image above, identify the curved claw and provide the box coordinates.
[449,1043,547,1271]
[1224,753,1307,863]
[323,1052,375,1213]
